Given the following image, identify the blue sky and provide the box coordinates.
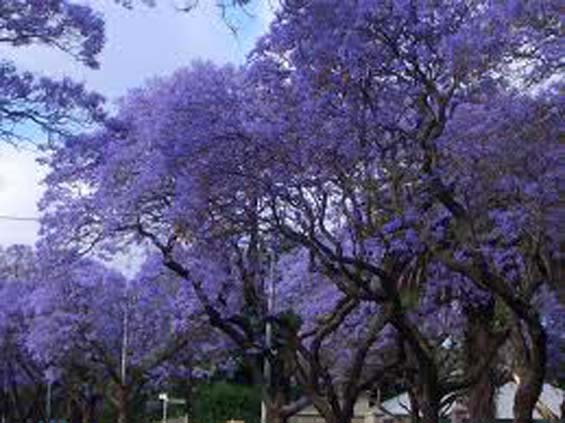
[0,0,274,247]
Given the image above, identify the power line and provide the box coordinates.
[0,214,40,222]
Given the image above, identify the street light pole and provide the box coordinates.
[159,393,187,423]
[159,393,168,423]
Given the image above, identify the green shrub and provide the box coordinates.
[193,382,261,423]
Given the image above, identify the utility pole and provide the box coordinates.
[261,248,276,423]
[117,285,130,423]
[121,288,129,386]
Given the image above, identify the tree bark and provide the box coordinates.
[69,398,82,423]
[465,303,497,421]
[419,382,440,423]
[267,407,289,423]
[402,348,440,423]
[513,321,546,423]
[394,318,440,423]
[267,393,290,423]
[409,389,421,423]
[84,393,100,423]
[116,384,129,423]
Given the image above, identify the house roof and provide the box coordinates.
[495,382,563,419]
[379,392,412,415]
[375,383,564,418]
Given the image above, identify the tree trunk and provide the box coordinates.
[513,367,543,423]
[513,321,546,423]
[465,304,497,421]
[69,398,82,423]
[409,389,421,423]
[405,355,440,423]
[84,393,100,423]
[181,376,194,422]
[116,384,129,423]
[267,390,293,423]
[467,369,496,421]
[267,407,289,423]
[419,383,440,423]
[394,317,440,423]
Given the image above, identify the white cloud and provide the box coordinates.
[0,146,45,247]
[1,1,268,99]
[256,0,278,33]
[0,1,274,247]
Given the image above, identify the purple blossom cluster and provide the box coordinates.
[1,1,563,422]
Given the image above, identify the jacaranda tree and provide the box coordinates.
[36,1,563,423]
[26,253,213,423]
[245,1,561,421]
[0,245,45,423]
